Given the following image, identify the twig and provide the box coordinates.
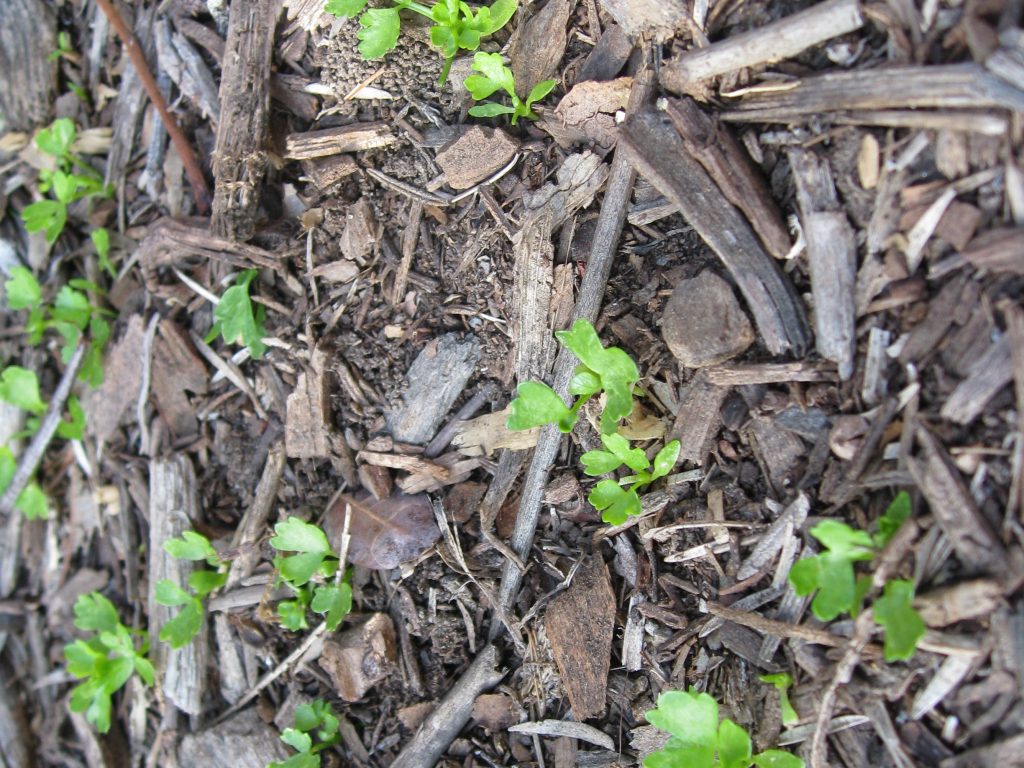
[93,0,211,213]
[0,345,86,519]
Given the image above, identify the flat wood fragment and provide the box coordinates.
[668,371,727,465]
[898,274,968,365]
[509,720,615,751]
[319,614,397,701]
[620,108,809,355]
[453,409,539,455]
[178,708,289,766]
[789,147,856,379]
[662,0,862,94]
[86,315,146,444]
[544,556,615,720]
[704,362,833,386]
[284,122,395,159]
[0,670,30,768]
[940,733,1024,768]
[385,334,481,445]
[151,320,208,438]
[578,23,633,82]
[0,0,56,131]
[509,0,572,96]
[211,0,280,240]
[915,579,1004,627]
[940,336,1013,425]
[300,154,359,190]
[539,78,631,153]
[149,456,206,715]
[435,126,519,190]
[598,0,686,42]
[961,228,1024,274]
[286,348,331,458]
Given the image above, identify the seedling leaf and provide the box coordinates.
[753,752,805,768]
[35,118,76,157]
[324,0,367,15]
[873,579,925,661]
[159,599,203,649]
[650,439,681,481]
[310,583,353,631]
[155,579,192,607]
[588,479,640,525]
[164,531,219,563]
[875,490,911,548]
[17,482,49,520]
[0,365,48,415]
[526,78,557,106]
[73,592,120,633]
[468,102,517,118]
[210,269,267,358]
[507,380,574,431]
[188,569,227,597]
[281,729,313,753]
[718,719,753,768]
[760,673,798,726]
[358,7,401,58]
[5,267,42,310]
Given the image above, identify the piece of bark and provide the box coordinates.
[704,362,834,386]
[545,556,615,720]
[939,733,1024,768]
[961,228,1024,274]
[149,456,207,715]
[151,320,208,438]
[598,0,686,42]
[156,19,220,123]
[319,614,398,701]
[86,315,146,444]
[211,0,280,240]
[284,122,395,159]
[385,334,481,445]
[227,445,285,588]
[789,147,857,380]
[286,348,331,458]
[539,78,631,154]
[722,63,1024,124]
[339,198,377,264]
[435,126,519,190]
[899,200,982,252]
[914,579,1004,627]
[908,427,1008,574]
[472,693,525,732]
[105,2,156,187]
[0,669,31,768]
[178,707,289,767]
[661,270,755,368]
[898,273,968,365]
[509,0,572,96]
[578,23,634,82]
[662,0,862,95]
[0,0,56,131]
[940,335,1013,425]
[301,154,359,190]
[746,415,806,494]
[620,108,810,355]
[665,98,791,260]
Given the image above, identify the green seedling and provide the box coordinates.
[645,689,803,768]
[585,435,680,525]
[155,532,229,648]
[22,118,112,245]
[269,699,342,768]
[465,51,555,124]
[206,269,267,359]
[508,319,640,436]
[64,592,154,733]
[325,0,516,85]
[789,492,925,661]
[0,446,48,519]
[759,673,798,726]
[270,517,353,632]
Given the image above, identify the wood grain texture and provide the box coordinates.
[0,0,56,131]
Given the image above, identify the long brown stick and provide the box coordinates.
[94,0,211,213]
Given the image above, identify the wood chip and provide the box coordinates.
[178,707,289,766]
[284,122,395,160]
[668,371,728,465]
[940,335,1013,425]
[86,315,146,444]
[961,228,1024,274]
[539,78,631,153]
[598,0,686,42]
[509,0,572,94]
[509,720,615,751]
[0,0,56,131]
[286,348,331,459]
[434,126,519,190]
[319,614,397,702]
[453,409,539,455]
[151,320,208,438]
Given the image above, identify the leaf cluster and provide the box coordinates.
[465,52,555,124]
[325,0,516,85]
[269,699,342,768]
[270,517,353,632]
[585,434,680,525]
[206,269,268,359]
[789,492,924,661]
[22,118,113,258]
[155,532,229,648]
[64,592,154,734]
[644,689,803,768]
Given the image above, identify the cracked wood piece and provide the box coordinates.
[665,98,790,259]
[286,348,331,458]
[722,63,1024,124]
[545,556,615,720]
[105,2,156,187]
[284,122,395,159]
[940,335,1013,424]
[138,218,286,283]
[509,0,572,95]
[86,315,146,444]
[211,0,280,240]
[961,227,1024,274]
[598,0,686,42]
[156,19,220,123]
[152,320,208,438]
[149,456,206,715]
[662,0,862,93]
[908,427,1008,574]
[0,0,56,131]
[789,147,857,380]
[620,108,809,355]
[227,445,286,588]
[705,361,832,386]
[178,707,289,766]
[898,273,968,365]
[668,371,727,465]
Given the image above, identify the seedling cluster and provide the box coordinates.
[270,516,353,631]
[789,492,925,660]
[270,699,342,768]
[507,319,680,525]
[155,532,230,648]
[466,52,555,124]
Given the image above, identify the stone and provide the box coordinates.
[661,271,755,368]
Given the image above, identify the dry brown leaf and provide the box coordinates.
[325,491,439,570]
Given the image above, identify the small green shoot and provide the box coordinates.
[872,579,925,661]
[759,673,799,726]
[155,531,229,648]
[644,689,803,768]
[0,447,48,519]
[64,592,154,733]
[325,0,517,85]
[465,52,555,124]
[586,437,680,525]
[269,699,342,768]
[206,269,267,359]
[270,517,353,631]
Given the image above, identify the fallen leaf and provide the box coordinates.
[324,491,439,570]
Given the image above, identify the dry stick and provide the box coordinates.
[94,0,211,213]
[489,55,656,640]
[0,345,85,522]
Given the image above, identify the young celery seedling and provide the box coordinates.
[465,52,556,124]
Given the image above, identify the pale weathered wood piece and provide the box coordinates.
[668,371,728,465]
[284,123,396,159]
[662,0,862,93]
[620,108,810,355]
[722,64,1024,124]
[0,670,31,768]
[384,334,481,445]
[149,456,206,715]
[665,98,791,259]
[705,362,833,386]
[137,218,286,282]
[789,147,857,380]
[962,228,1024,274]
[226,445,285,588]
[105,2,156,186]
[598,0,685,42]
[178,707,289,767]
[211,0,280,240]
[0,0,56,131]
[285,349,331,459]
[940,336,1013,425]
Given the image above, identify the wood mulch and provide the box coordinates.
[1,1,1023,767]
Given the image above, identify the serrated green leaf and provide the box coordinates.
[159,599,203,649]
[4,266,42,310]
[0,366,46,415]
[601,432,650,473]
[526,78,556,107]
[718,718,752,768]
[589,480,640,525]
[873,579,925,661]
[188,569,227,597]
[580,449,624,476]
[646,690,719,748]
[278,597,310,631]
[281,727,313,753]
[477,0,516,34]
[324,0,367,17]
[64,639,103,678]
[213,270,267,358]
[293,702,322,733]
[22,199,67,243]
[430,25,458,58]
[809,552,859,621]
[875,491,911,548]
[271,517,333,556]
[470,52,515,96]
[35,118,76,158]
[311,583,353,631]
[357,7,401,59]
[73,592,121,633]
[71,679,113,733]
[154,579,192,607]
[164,530,218,562]
[809,520,874,560]
[52,171,79,203]
[52,285,91,331]
[507,380,573,431]
[16,482,49,519]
